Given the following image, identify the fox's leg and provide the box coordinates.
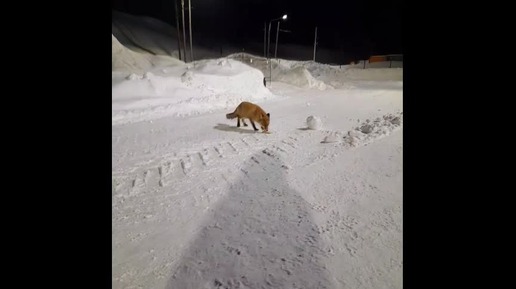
[249,120,259,131]
[237,117,241,127]
[242,119,248,126]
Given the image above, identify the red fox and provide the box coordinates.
[226,101,270,132]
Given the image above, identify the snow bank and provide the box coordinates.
[227,54,401,89]
[112,58,279,125]
[112,34,183,74]
[275,66,330,90]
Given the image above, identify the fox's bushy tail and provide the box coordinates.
[226,112,237,119]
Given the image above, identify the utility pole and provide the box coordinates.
[313,26,318,61]
[188,0,194,62]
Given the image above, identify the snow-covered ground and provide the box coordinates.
[113,12,402,289]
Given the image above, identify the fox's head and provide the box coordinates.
[260,112,270,132]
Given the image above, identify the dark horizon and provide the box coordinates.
[112,0,401,61]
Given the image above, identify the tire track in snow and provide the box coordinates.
[113,113,402,197]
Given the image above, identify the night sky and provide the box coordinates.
[112,0,401,61]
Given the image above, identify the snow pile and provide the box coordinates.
[275,66,330,90]
[289,61,401,86]
[227,54,401,89]
[112,10,181,57]
[343,112,403,147]
[112,34,154,73]
[112,34,183,73]
[227,55,335,89]
[306,115,322,130]
[112,58,279,125]
[303,62,342,78]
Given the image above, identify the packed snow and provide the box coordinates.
[112,12,402,289]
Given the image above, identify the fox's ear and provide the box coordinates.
[267,113,270,118]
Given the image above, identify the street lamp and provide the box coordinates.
[274,17,287,59]
[267,14,287,59]
[264,14,287,88]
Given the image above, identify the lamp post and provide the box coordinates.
[276,28,291,59]
[267,14,287,59]
[266,14,287,87]
[274,21,280,59]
